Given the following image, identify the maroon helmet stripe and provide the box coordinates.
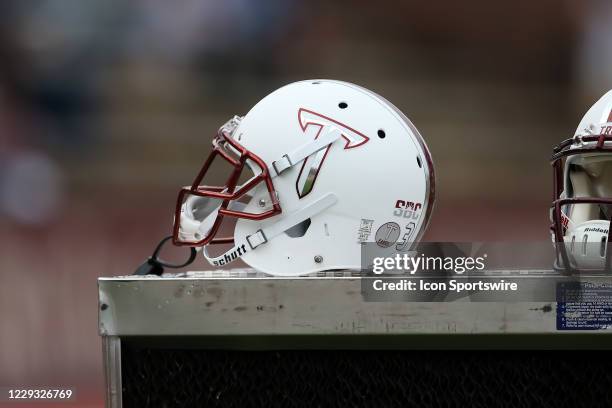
[608,109,612,122]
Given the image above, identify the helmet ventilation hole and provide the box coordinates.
[312,81,321,85]
[601,236,607,257]
[338,102,348,109]
[377,129,386,139]
[582,234,588,255]
[416,156,422,168]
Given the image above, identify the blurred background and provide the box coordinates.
[0,0,610,405]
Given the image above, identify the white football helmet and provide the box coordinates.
[172,79,435,276]
[551,89,612,272]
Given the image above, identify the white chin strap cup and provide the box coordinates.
[179,200,247,243]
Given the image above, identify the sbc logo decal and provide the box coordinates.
[394,200,422,220]
[296,108,369,198]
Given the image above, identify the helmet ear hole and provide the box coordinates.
[285,218,312,238]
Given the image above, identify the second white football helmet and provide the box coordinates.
[551,89,612,272]
[173,79,435,276]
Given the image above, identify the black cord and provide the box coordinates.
[133,236,197,276]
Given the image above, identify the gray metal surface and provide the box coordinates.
[102,336,122,408]
[96,269,603,337]
[99,268,612,408]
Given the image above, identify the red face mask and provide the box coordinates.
[172,117,281,247]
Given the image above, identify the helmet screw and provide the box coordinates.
[314,255,323,263]
[258,199,266,207]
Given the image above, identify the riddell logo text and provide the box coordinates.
[213,244,248,266]
[585,227,609,234]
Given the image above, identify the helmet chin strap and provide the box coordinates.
[202,193,338,267]
[177,200,248,243]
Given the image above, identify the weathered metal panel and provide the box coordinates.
[98,270,568,336]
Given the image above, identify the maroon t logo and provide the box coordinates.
[296,108,369,198]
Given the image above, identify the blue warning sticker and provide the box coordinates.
[557,282,612,330]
